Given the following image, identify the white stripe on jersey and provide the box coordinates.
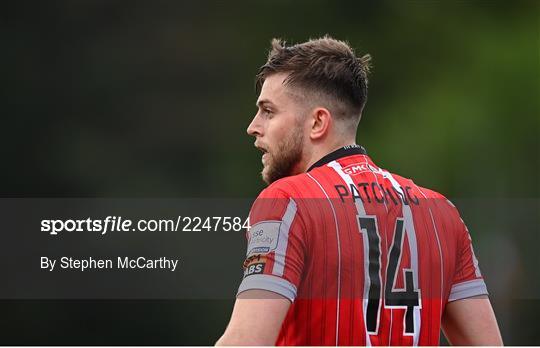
[307,172,342,346]
[381,171,422,345]
[328,160,373,346]
[428,208,445,315]
[417,186,445,318]
[272,198,297,277]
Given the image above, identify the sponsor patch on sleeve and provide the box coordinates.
[246,220,281,256]
[243,254,267,278]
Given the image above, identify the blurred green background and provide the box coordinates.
[1,0,538,345]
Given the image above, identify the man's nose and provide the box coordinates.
[247,114,262,137]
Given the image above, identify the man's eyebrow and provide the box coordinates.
[256,99,275,108]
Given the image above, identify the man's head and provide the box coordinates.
[247,36,371,184]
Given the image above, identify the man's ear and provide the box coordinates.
[310,107,332,140]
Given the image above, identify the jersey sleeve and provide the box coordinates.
[448,203,488,302]
[237,185,306,302]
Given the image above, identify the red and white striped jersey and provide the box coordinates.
[238,145,487,346]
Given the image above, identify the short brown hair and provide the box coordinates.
[256,35,371,122]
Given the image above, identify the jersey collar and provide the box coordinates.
[307,144,368,172]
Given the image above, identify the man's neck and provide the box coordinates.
[302,140,357,173]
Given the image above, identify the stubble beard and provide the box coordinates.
[261,127,304,185]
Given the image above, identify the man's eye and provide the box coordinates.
[259,108,272,117]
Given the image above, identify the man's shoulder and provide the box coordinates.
[389,171,461,214]
[256,172,318,199]
[382,169,446,199]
